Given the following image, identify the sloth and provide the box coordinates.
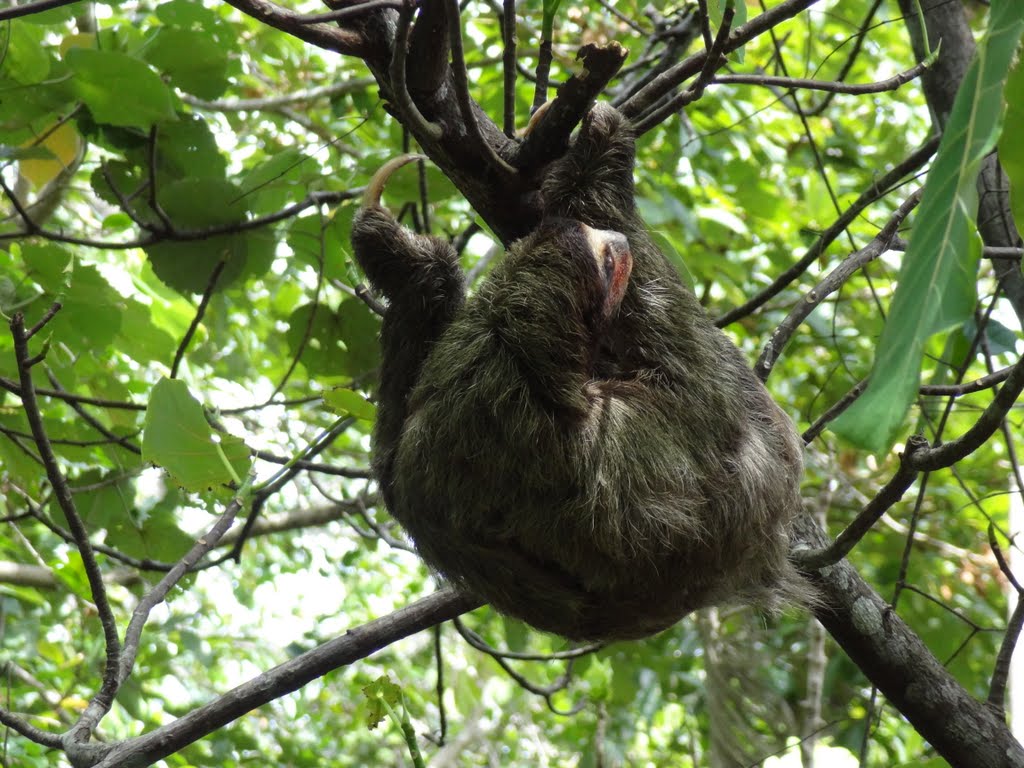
[351,104,808,641]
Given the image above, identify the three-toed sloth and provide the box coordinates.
[352,104,808,641]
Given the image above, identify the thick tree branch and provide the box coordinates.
[792,513,1024,767]
[512,43,629,173]
[221,0,366,55]
[407,0,450,96]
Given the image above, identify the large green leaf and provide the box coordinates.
[142,378,251,492]
[999,54,1024,229]
[67,48,178,129]
[77,471,194,561]
[832,0,1024,452]
[2,21,51,84]
[143,27,229,100]
[144,178,265,293]
[285,300,380,379]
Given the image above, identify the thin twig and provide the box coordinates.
[685,0,734,103]
[297,0,404,23]
[433,625,448,744]
[182,79,376,111]
[802,377,868,443]
[802,0,884,116]
[715,142,938,329]
[453,619,602,661]
[0,174,41,235]
[794,436,926,569]
[0,188,363,250]
[171,260,229,379]
[355,283,386,316]
[532,40,554,114]
[10,311,122,743]
[45,371,141,456]
[147,126,174,231]
[253,450,371,478]
[696,0,714,49]
[920,364,1015,397]
[712,57,929,96]
[118,484,250,688]
[0,0,80,22]
[26,303,63,339]
[502,0,517,137]
[756,188,923,380]
[911,355,1024,472]
[620,0,818,128]
[987,525,1024,715]
[452,619,586,715]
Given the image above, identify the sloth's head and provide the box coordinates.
[505,218,633,332]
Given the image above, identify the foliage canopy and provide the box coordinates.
[1,0,1024,766]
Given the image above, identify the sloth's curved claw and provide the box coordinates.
[362,154,427,208]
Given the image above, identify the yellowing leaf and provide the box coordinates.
[19,122,83,190]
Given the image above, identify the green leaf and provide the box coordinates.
[115,301,178,364]
[77,472,194,561]
[287,213,350,282]
[323,388,376,421]
[67,48,178,129]
[361,675,402,730]
[142,378,251,492]
[51,265,124,349]
[336,299,381,374]
[20,242,72,292]
[832,0,1024,452]
[156,0,224,29]
[706,0,748,62]
[285,300,380,378]
[999,53,1024,230]
[19,252,124,350]
[144,27,229,100]
[144,178,252,293]
[154,114,227,180]
[2,21,51,84]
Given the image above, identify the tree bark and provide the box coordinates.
[794,514,1024,767]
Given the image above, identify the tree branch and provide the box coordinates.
[221,0,367,56]
[757,188,923,380]
[792,512,1024,767]
[512,43,629,173]
[10,310,123,745]
[84,590,483,768]
[619,0,820,127]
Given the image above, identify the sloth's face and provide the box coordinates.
[517,218,633,325]
[580,223,632,320]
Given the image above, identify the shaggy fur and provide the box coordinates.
[352,105,808,641]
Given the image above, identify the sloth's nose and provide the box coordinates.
[602,231,630,259]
